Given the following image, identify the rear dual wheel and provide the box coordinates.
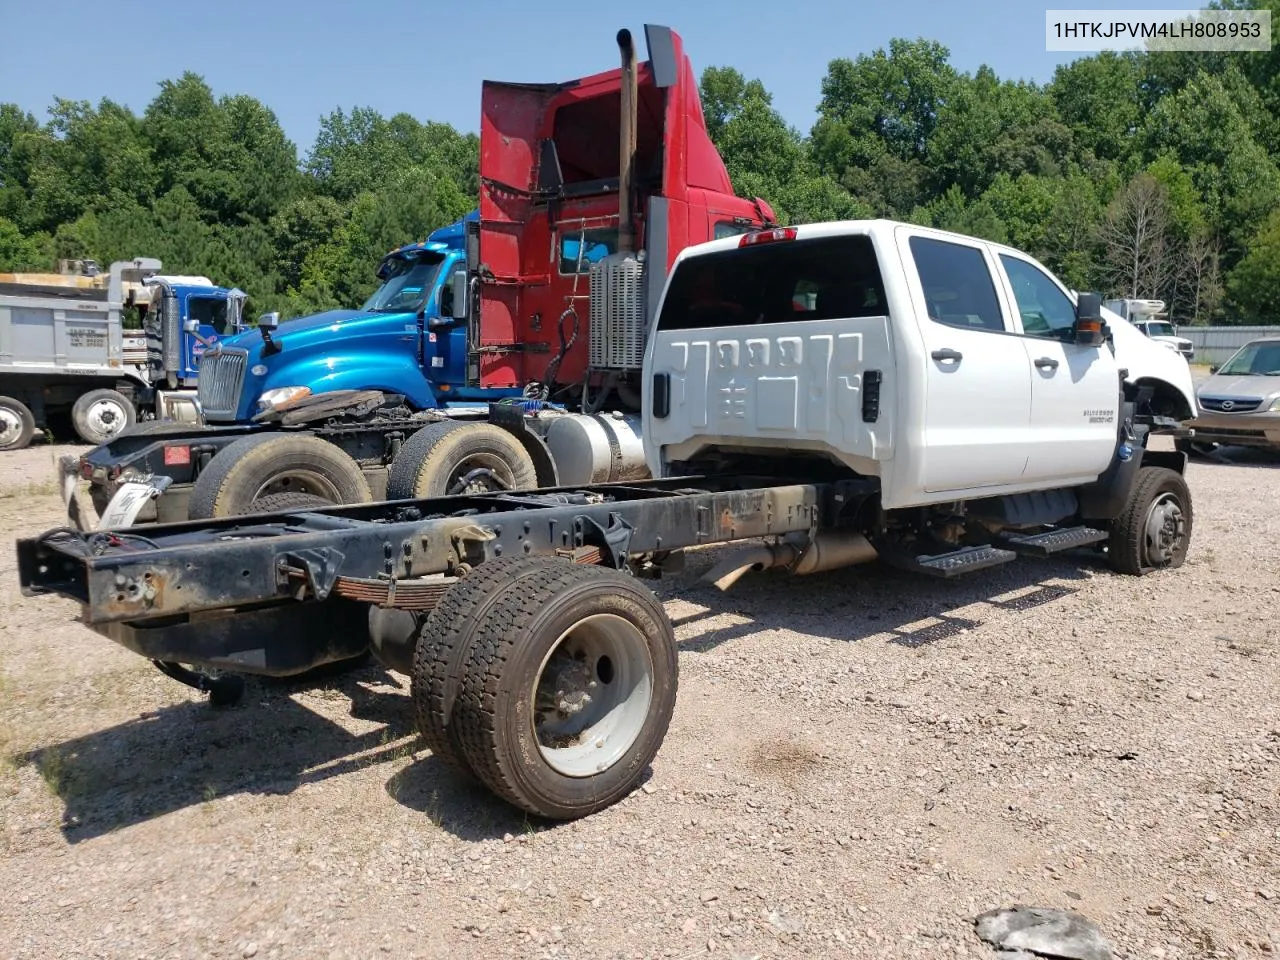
[386,421,537,499]
[189,432,372,519]
[412,556,678,820]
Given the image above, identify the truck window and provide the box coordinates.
[560,229,618,274]
[713,221,753,240]
[439,263,466,315]
[362,255,445,313]
[999,255,1076,341]
[909,236,1004,333]
[187,296,231,336]
[657,235,886,332]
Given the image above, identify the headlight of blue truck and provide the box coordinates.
[257,386,312,413]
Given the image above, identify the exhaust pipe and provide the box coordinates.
[701,532,878,591]
[616,28,638,254]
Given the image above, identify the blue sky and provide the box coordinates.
[0,0,1146,157]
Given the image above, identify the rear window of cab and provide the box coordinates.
[657,235,887,331]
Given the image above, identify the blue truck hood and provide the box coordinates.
[219,309,417,352]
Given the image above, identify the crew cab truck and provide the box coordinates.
[18,219,1196,823]
[60,24,776,528]
[0,258,245,448]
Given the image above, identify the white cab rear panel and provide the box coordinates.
[645,315,896,475]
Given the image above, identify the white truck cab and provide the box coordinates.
[643,219,1197,515]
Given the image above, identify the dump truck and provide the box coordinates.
[60,24,776,526]
[19,218,1197,822]
[0,258,245,448]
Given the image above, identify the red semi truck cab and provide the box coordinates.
[470,24,776,403]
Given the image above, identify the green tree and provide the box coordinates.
[0,216,53,270]
[700,68,867,224]
[142,74,299,224]
[1227,208,1280,321]
[930,68,1071,197]
[0,104,45,227]
[306,107,478,203]
[1050,53,1143,162]
[1139,67,1280,255]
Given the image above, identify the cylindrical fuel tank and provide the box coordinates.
[545,412,650,485]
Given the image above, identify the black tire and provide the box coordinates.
[70,388,136,444]
[412,557,583,775]
[386,420,538,499]
[446,557,678,820]
[1107,466,1193,575]
[0,396,36,451]
[246,492,333,514]
[188,432,372,520]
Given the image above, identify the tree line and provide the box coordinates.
[2,8,1278,325]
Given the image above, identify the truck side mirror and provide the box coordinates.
[227,287,246,331]
[448,273,469,320]
[257,312,280,331]
[182,318,199,335]
[1074,292,1106,347]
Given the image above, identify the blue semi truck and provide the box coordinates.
[197,211,523,421]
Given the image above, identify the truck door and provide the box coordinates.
[996,252,1119,483]
[898,229,1032,492]
[477,79,561,388]
[428,260,471,391]
[183,294,231,380]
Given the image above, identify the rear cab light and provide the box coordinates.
[739,226,798,247]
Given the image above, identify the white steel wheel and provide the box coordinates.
[532,613,654,778]
[71,389,136,444]
[436,556,679,820]
[0,396,35,451]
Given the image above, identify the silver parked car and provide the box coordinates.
[1183,337,1280,453]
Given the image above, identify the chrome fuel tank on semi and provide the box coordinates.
[545,412,650,485]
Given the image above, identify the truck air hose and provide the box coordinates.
[542,305,580,396]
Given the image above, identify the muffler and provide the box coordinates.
[701,531,878,591]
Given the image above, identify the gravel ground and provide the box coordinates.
[0,439,1277,960]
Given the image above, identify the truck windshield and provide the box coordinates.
[1217,340,1280,376]
[657,236,886,331]
[1144,322,1177,337]
[362,256,444,313]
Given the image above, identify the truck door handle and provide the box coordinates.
[1034,357,1059,370]
[931,348,963,362]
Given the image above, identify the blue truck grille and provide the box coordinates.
[197,349,248,419]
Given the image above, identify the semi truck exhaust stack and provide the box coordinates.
[587,27,647,373]
[616,28,638,254]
